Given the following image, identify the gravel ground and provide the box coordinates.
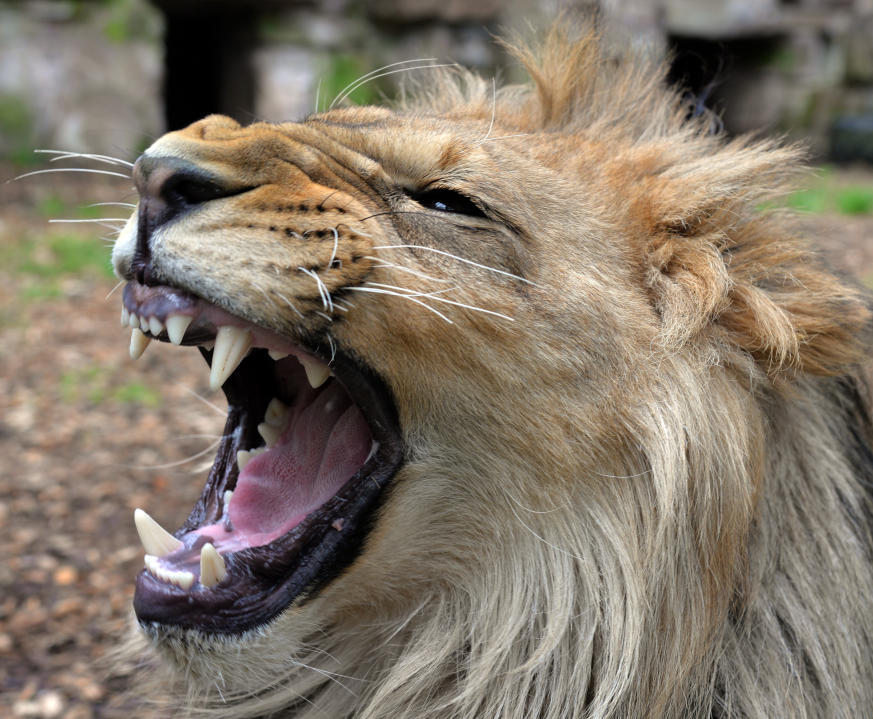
[1,165,872,719]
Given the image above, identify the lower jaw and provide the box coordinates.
[132,347,404,634]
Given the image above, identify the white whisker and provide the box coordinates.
[509,505,587,562]
[11,167,133,182]
[331,63,455,109]
[105,280,124,301]
[123,438,221,470]
[374,244,541,287]
[275,292,305,319]
[182,387,228,417]
[366,281,514,322]
[87,201,137,209]
[298,267,333,312]
[363,256,450,284]
[364,281,455,299]
[345,286,453,324]
[35,148,135,168]
[329,58,437,110]
[477,133,531,143]
[328,227,339,266]
[49,218,130,224]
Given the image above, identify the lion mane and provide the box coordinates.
[114,24,873,719]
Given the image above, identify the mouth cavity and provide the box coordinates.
[122,281,403,633]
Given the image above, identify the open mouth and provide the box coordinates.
[121,280,403,633]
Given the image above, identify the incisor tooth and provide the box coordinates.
[236,449,252,471]
[121,306,130,327]
[134,508,183,556]
[129,312,139,328]
[148,316,164,336]
[130,328,151,360]
[268,349,289,361]
[144,555,194,590]
[139,315,149,333]
[199,543,227,588]
[166,314,193,345]
[257,422,281,447]
[299,355,331,388]
[209,326,253,390]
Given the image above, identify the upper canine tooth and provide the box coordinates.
[130,328,151,360]
[209,326,253,390]
[299,355,331,388]
[166,314,193,345]
[199,543,227,588]
[148,316,164,337]
[134,508,183,556]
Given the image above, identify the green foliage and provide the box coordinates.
[0,93,37,165]
[5,233,115,303]
[59,367,162,407]
[835,187,873,216]
[321,54,380,110]
[787,188,829,214]
[784,169,873,216]
[19,234,115,280]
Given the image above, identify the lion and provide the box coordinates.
[109,24,873,718]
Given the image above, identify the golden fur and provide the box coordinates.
[114,25,873,718]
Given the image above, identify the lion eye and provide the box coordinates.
[409,188,487,219]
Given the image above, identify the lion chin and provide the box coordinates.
[109,23,873,719]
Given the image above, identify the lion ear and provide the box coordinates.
[638,142,872,377]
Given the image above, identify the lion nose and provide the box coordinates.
[133,155,234,230]
[130,156,249,285]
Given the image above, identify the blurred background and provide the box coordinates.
[1,1,872,717]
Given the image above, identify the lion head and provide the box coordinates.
[112,25,873,718]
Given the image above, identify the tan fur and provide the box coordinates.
[114,25,873,718]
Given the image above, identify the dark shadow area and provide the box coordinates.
[154,2,258,130]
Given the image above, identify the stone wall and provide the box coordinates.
[0,0,162,160]
[1,0,872,162]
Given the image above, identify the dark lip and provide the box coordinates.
[128,285,405,633]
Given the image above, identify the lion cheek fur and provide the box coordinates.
[120,26,873,719]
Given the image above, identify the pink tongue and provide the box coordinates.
[227,382,372,544]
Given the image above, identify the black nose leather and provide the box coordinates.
[133,155,232,231]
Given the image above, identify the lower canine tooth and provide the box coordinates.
[209,326,253,390]
[199,543,227,588]
[130,329,151,360]
[134,508,183,556]
[166,314,193,345]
